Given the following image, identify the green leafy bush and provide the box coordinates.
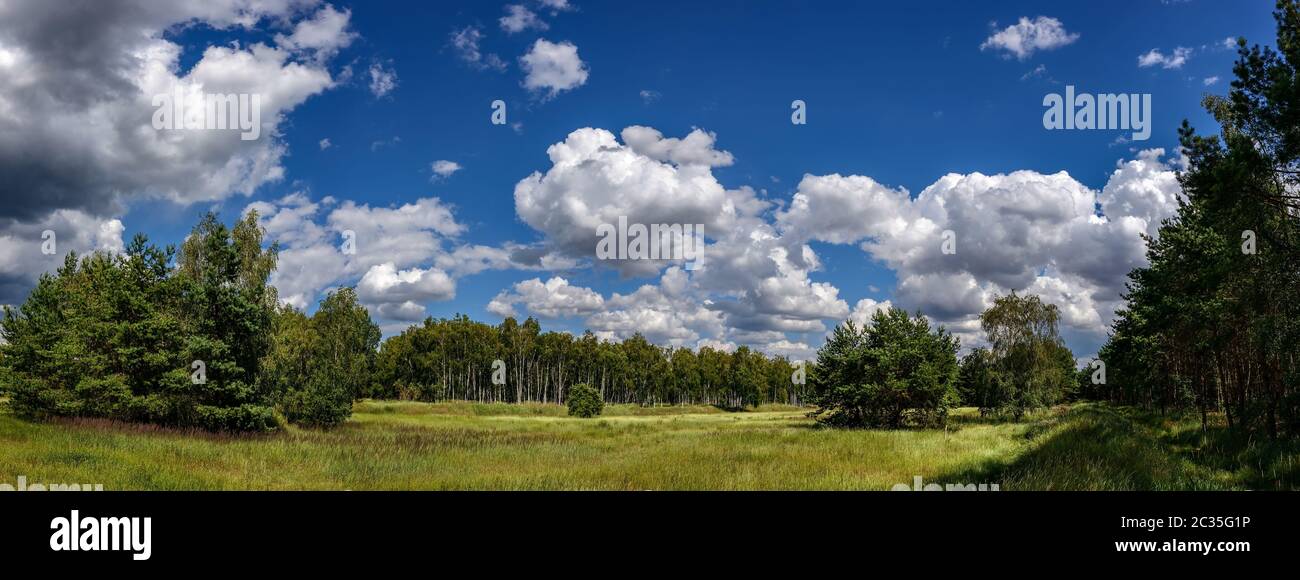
[566,383,603,418]
[194,404,279,432]
[810,308,960,428]
[261,289,379,428]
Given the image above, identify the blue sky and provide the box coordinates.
[0,0,1280,360]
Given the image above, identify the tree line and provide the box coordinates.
[0,213,379,431]
[371,315,805,408]
[0,211,807,431]
[1092,3,1300,439]
[0,208,1082,433]
[0,207,1129,436]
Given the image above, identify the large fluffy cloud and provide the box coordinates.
[514,126,749,276]
[777,148,1184,343]
[357,263,456,321]
[1099,148,1185,236]
[487,276,605,319]
[247,194,465,314]
[508,124,1183,357]
[512,126,851,347]
[490,267,729,348]
[776,174,909,244]
[0,0,349,220]
[697,223,849,335]
[848,298,894,327]
[247,192,564,325]
[0,210,125,304]
[275,4,357,61]
[0,0,350,303]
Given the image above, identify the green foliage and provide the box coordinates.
[810,308,960,428]
[194,404,279,432]
[566,383,603,417]
[957,348,998,411]
[173,211,280,428]
[1097,2,1300,439]
[0,211,386,432]
[261,288,380,427]
[0,212,283,432]
[374,318,804,408]
[966,292,1076,418]
[1,242,186,423]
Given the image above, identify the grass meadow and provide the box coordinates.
[1,399,1296,490]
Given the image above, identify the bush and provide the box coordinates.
[566,383,603,418]
[259,289,379,428]
[193,404,279,432]
[810,308,960,428]
[278,377,353,428]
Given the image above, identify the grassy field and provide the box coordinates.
[1,399,1296,490]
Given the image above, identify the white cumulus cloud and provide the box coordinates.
[500,4,547,34]
[980,16,1079,60]
[1138,47,1191,69]
[520,39,589,98]
[431,160,463,178]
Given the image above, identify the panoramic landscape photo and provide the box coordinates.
[1,0,1299,491]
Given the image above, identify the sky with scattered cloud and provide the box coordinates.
[0,0,1275,360]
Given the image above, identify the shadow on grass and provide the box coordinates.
[709,403,748,413]
[934,404,1269,491]
[1160,419,1300,490]
[946,413,1009,427]
[45,416,282,442]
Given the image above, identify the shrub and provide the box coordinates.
[566,383,603,418]
[278,377,353,428]
[810,308,960,428]
[193,404,279,432]
[259,289,380,428]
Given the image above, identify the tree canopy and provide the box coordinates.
[966,292,1076,418]
[809,308,960,428]
[371,315,805,408]
[0,212,380,431]
[1096,1,1300,438]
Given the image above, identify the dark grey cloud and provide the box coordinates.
[0,0,344,304]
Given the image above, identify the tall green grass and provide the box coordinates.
[0,400,1294,490]
[943,404,1300,490]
